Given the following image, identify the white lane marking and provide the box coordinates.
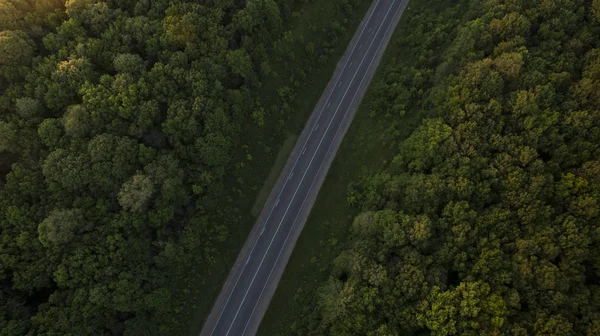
[275,198,280,206]
[239,1,405,334]
[228,1,399,334]
[327,102,331,108]
[245,257,250,265]
[301,147,306,155]
[260,226,266,236]
[209,0,385,333]
[368,27,372,32]
[313,123,319,132]
[337,81,343,87]
[349,61,353,67]
[359,44,363,49]
[288,172,294,180]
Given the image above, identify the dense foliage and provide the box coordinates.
[316,0,600,335]
[0,0,367,334]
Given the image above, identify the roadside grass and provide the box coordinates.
[166,0,375,334]
[251,134,298,216]
[257,0,470,333]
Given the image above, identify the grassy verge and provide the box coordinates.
[257,0,470,334]
[166,0,375,334]
[251,134,297,216]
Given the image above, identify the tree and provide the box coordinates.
[233,0,282,44]
[113,53,145,74]
[0,120,18,153]
[65,0,113,35]
[227,48,254,80]
[493,52,524,80]
[0,30,34,68]
[162,99,200,147]
[15,97,43,118]
[488,12,531,40]
[45,57,95,111]
[314,1,600,335]
[163,7,199,48]
[0,0,23,31]
[38,208,84,246]
[38,118,63,148]
[118,173,153,212]
[594,0,600,23]
[62,104,91,137]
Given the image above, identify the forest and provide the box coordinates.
[311,0,600,335]
[0,0,368,334]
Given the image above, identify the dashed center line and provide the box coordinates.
[301,147,307,155]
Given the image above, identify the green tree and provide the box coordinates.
[118,173,154,212]
[65,0,113,35]
[594,0,600,23]
[113,53,145,74]
[37,118,63,148]
[493,52,524,80]
[488,12,531,40]
[38,208,84,246]
[62,104,91,137]
[15,97,43,118]
[0,0,23,31]
[314,1,600,335]
[45,57,95,111]
[0,30,34,66]
[0,121,18,152]
[0,30,34,81]
[227,48,254,80]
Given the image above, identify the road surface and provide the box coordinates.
[199,0,408,335]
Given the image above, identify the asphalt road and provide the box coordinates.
[200,0,407,335]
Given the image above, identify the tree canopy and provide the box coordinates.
[314,0,600,335]
[0,0,369,334]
